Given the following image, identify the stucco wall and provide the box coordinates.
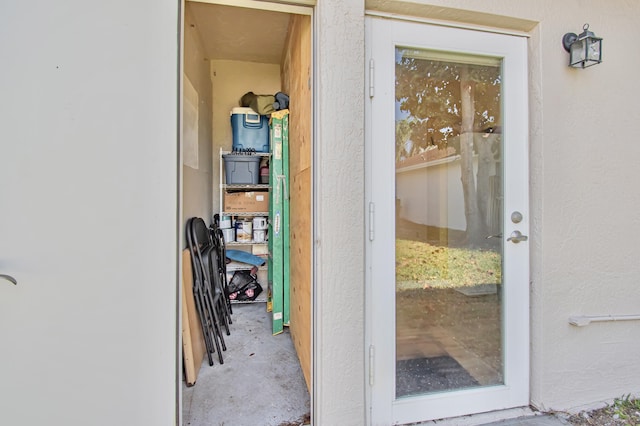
[525,1,640,410]
[366,0,640,413]
[183,6,213,247]
[315,0,366,424]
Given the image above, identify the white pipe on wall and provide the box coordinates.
[569,314,640,327]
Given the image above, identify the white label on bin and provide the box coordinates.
[274,123,282,138]
[256,195,264,201]
[275,142,282,160]
[274,312,283,320]
[245,113,260,124]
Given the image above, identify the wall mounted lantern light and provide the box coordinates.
[562,23,603,68]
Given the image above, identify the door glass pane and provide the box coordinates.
[395,47,504,398]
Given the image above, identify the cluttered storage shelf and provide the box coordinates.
[217,107,278,316]
[217,109,290,336]
[219,147,271,305]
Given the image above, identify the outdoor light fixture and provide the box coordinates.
[562,23,603,68]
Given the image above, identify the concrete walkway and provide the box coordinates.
[414,407,571,426]
[181,303,574,426]
[480,414,569,425]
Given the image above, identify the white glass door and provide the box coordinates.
[366,17,529,425]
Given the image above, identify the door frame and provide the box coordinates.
[364,16,530,425]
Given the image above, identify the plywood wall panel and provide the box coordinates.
[182,249,206,386]
[290,168,312,390]
[282,14,312,392]
[282,14,312,177]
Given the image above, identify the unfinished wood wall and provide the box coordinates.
[281,14,312,392]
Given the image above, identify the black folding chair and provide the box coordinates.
[211,214,233,319]
[187,217,228,364]
[186,218,215,366]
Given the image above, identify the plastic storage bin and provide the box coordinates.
[231,107,270,152]
[223,154,261,184]
[260,164,269,184]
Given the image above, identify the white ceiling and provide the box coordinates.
[187,2,291,64]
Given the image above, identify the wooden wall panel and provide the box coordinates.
[289,168,311,389]
[182,249,206,386]
[281,14,312,392]
[282,15,312,176]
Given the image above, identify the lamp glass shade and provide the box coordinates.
[586,38,602,63]
[568,31,603,68]
[569,39,586,67]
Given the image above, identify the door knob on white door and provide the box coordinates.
[507,230,528,244]
[0,274,17,285]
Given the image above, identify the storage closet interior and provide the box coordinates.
[181,0,312,421]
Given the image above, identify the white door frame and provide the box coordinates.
[365,16,530,425]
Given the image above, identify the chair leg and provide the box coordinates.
[215,229,233,318]
[193,287,215,366]
[203,289,225,364]
[214,273,232,335]
[221,269,233,320]
[219,296,231,336]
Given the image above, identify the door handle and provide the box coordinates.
[0,274,17,285]
[507,230,528,244]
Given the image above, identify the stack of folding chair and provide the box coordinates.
[210,214,233,318]
[186,217,233,365]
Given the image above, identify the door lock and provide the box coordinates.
[507,230,528,244]
[511,211,523,223]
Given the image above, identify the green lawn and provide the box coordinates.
[396,238,501,290]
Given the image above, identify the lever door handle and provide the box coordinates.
[507,230,528,244]
[0,274,17,285]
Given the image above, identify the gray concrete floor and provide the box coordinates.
[181,304,570,426]
[182,302,310,426]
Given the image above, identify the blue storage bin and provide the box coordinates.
[230,107,270,152]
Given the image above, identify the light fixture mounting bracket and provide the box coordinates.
[562,32,578,52]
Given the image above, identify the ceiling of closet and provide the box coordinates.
[187,2,291,64]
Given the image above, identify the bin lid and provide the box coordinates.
[223,153,261,161]
[230,107,259,116]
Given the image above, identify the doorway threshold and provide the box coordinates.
[182,302,310,425]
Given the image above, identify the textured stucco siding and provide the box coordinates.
[314,0,367,424]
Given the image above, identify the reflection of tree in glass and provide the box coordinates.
[395,56,500,154]
[395,52,502,244]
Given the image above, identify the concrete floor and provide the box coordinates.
[182,302,310,426]
[180,302,568,426]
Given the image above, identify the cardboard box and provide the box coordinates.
[252,244,269,255]
[224,191,269,212]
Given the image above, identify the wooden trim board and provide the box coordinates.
[182,249,206,386]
